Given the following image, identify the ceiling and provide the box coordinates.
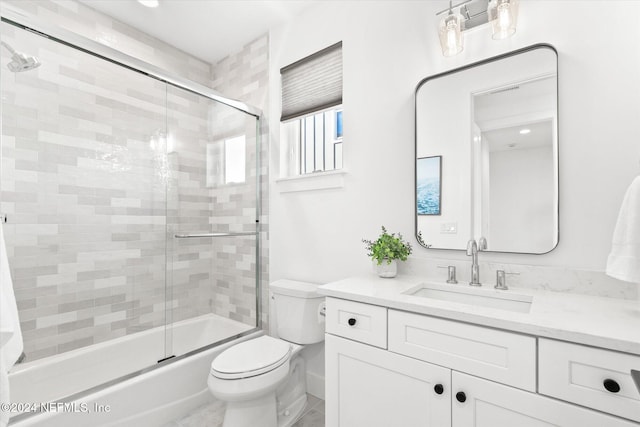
[484,120,554,152]
[474,76,557,152]
[79,0,319,64]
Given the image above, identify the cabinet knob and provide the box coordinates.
[603,379,620,393]
[455,391,466,403]
[347,318,357,326]
[434,384,444,395]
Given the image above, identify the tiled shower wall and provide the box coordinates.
[167,86,260,327]
[0,0,211,86]
[210,34,270,329]
[0,0,268,361]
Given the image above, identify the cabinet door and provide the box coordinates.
[539,338,640,422]
[452,371,639,427]
[326,334,451,427]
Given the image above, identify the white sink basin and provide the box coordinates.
[403,283,532,313]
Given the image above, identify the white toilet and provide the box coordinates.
[208,279,325,427]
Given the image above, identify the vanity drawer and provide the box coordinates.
[539,338,640,422]
[388,309,536,391]
[325,298,387,348]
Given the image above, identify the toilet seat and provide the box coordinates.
[211,336,292,380]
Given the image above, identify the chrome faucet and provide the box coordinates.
[466,238,486,286]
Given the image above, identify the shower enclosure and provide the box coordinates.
[0,6,262,414]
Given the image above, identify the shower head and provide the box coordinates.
[1,41,41,72]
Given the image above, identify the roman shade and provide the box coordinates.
[280,41,342,121]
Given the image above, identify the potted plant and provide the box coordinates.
[362,226,413,278]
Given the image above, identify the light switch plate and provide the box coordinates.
[440,222,457,234]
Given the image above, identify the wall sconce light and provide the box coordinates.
[488,0,519,39]
[439,1,464,57]
[436,0,519,57]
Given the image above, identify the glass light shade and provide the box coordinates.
[488,0,519,40]
[439,13,464,57]
[137,0,159,7]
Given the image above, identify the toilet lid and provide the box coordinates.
[211,336,292,380]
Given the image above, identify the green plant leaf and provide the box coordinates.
[362,226,413,264]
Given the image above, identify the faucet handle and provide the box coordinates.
[438,265,458,284]
[495,270,519,290]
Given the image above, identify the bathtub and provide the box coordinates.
[8,314,260,426]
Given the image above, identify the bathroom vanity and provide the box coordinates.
[319,276,640,426]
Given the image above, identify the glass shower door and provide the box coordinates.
[1,13,262,407]
[165,84,259,358]
[0,20,170,398]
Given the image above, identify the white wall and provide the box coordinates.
[268,0,640,391]
[269,0,640,282]
[270,2,435,283]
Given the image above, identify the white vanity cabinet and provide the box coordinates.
[325,298,450,426]
[325,334,451,427]
[452,371,639,426]
[324,296,640,427]
[388,309,536,391]
[538,338,640,422]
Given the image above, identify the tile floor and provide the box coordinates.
[292,394,325,427]
[164,394,325,427]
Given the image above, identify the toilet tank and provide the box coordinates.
[270,279,325,345]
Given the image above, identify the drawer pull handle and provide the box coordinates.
[434,384,444,395]
[455,391,466,403]
[347,318,357,326]
[603,379,621,393]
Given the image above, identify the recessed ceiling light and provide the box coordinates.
[519,128,531,135]
[137,0,159,8]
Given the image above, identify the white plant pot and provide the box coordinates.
[375,259,397,278]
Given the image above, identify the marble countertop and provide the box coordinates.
[318,275,640,356]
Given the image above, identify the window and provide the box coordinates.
[281,107,342,175]
[280,42,343,177]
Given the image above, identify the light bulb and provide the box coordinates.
[137,0,159,8]
[439,12,463,57]
[446,21,458,51]
[488,0,519,40]
[497,4,512,30]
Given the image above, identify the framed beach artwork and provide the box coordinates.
[416,156,441,215]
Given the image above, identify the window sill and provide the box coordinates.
[275,169,347,193]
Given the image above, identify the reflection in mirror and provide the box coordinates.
[473,77,557,253]
[415,45,558,254]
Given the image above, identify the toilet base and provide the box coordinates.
[276,355,307,427]
[223,392,278,427]
[278,393,306,427]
